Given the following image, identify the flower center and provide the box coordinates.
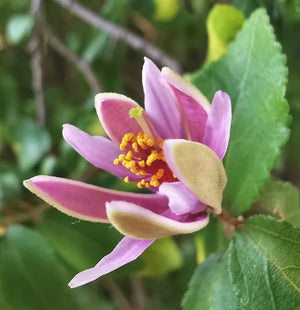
[114,132,177,188]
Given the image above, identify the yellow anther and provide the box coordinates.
[129,161,136,169]
[158,139,163,149]
[124,176,130,183]
[156,169,164,179]
[119,154,126,161]
[173,174,177,179]
[126,151,133,160]
[150,180,160,187]
[132,142,138,152]
[147,138,154,147]
[138,160,145,167]
[146,151,159,166]
[116,132,170,189]
[136,170,147,176]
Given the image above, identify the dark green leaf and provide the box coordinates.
[182,251,239,310]
[182,216,300,309]
[36,210,122,272]
[229,216,300,308]
[190,9,290,215]
[0,225,75,310]
[0,161,23,206]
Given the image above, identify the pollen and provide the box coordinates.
[114,132,177,188]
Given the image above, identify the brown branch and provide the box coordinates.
[29,0,47,127]
[0,203,49,228]
[41,24,102,94]
[131,276,146,310]
[105,279,133,310]
[52,0,182,73]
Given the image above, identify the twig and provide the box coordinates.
[29,0,47,127]
[131,276,146,310]
[52,0,182,73]
[41,24,102,94]
[0,204,49,228]
[105,279,133,310]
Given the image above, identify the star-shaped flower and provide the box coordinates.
[24,58,231,288]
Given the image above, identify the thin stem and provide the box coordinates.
[52,0,182,73]
[105,279,133,310]
[29,0,47,127]
[0,204,49,228]
[131,276,146,310]
[41,24,102,94]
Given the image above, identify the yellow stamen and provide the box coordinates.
[138,160,145,167]
[126,151,133,160]
[114,132,174,189]
[119,154,126,161]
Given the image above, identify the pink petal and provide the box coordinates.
[69,237,155,288]
[62,124,136,180]
[142,58,184,139]
[161,68,210,142]
[106,201,209,239]
[95,93,142,144]
[158,182,207,215]
[23,176,169,222]
[203,91,232,160]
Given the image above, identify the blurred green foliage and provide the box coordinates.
[0,0,300,309]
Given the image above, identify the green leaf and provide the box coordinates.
[182,216,300,309]
[139,237,183,276]
[182,251,239,310]
[229,216,300,308]
[154,0,180,21]
[0,67,20,124]
[36,210,122,272]
[9,119,51,171]
[231,0,260,17]
[0,225,75,310]
[0,161,23,206]
[6,14,34,44]
[190,9,290,215]
[206,4,245,62]
[253,179,300,227]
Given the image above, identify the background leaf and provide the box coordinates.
[189,9,290,215]
[9,119,51,171]
[36,210,122,273]
[0,225,75,310]
[6,14,33,44]
[194,215,228,263]
[252,179,300,227]
[139,237,183,276]
[206,4,245,62]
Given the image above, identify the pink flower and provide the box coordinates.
[24,58,231,288]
